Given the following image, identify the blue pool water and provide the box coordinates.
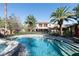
[0,44,7,52]
[16,37,64,56]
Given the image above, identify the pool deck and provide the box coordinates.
[11,34,46,38]
[0,39,6,44]
[0,39,20,56]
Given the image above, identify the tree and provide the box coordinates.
[25,15,36,32]
[67,4,79,24]
[7,15,22,34]
[72,4,79,37]
[0,17,5,28]
[50,6,73,36]
[67,4,79,37]
[73,4,79,23]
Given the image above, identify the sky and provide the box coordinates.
[0,3,78,24]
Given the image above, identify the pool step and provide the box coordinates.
[53,41,70,56]
[57,40,79,52]
[49,40,70,56]
[59,44,75,55]
[63,42,79,52]
[55,41,73,56]
[54,39,79,56]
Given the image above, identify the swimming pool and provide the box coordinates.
[16,37,79,56]
[0,44,7,53]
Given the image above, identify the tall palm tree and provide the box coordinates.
[73,4,79,21]
[50,6,73,36]
[67,4,79,37]
[4,3,7,37]
[4,3,7,29]
[25,15,36,32]
[73,4,79,23]
[71,4,79,37]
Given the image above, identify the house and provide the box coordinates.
[64,23,79,38]
[35,22,62,33]
[74,24,79,38]
[25,22,69,34]
[35,22,49,32]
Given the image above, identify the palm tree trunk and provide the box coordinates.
[4,3,7,38]
[60,24,63,36]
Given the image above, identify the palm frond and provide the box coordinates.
[50,18,56,22]
[50,19,58,24]
[65,18,74,23]
[64,6,70,13]
[50,6,73,25]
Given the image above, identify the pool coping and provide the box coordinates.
[11,34,46,38]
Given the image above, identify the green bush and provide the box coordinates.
[63,29,71,37]
[49,31,60,36]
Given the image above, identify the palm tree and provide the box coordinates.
[25,15,36,32]
[72,4,79,37]
[50,6,73,36]
[73,4,79,23]
[4,3,7,37]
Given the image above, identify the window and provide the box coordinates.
[44,24,47,27]
[39,24,42,27]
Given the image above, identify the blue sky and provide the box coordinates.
[0,3,78,24]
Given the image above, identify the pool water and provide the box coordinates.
[0,44,7,53]
[16,37,64,56]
